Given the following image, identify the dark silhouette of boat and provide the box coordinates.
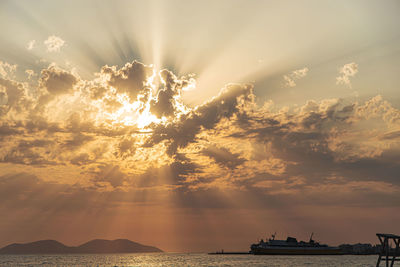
[250,233,342,255]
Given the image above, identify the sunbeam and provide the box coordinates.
[0,0,399,257]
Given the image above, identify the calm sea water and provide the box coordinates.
[0,253,377,267]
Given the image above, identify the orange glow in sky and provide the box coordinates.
[0,0,399,252]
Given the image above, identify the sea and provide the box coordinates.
[0,253,378,266]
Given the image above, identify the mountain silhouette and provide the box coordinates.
[0,240,71,254]
[0,239,162,254]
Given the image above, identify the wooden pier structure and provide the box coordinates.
[376,233,400,267]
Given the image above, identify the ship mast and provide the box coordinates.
[309,232,314,243]
[270,232,276,241]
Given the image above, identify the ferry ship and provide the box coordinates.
[250,233,342,255]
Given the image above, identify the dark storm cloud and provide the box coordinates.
[150,69,192,118]
[0,122,24,136]
[70,152,92,166]
[150,70,178,117]
[201,145,245,169]
[39,66,77,95]
[147,83,254,155]
[134,154,201,187]
[101,60,153,100]
[196,83,254,129]
[0,59,398,208]
[91,164,127,188]
[62,133,94,150]
[237,98,400,188]
[114,137,136,159]
[24,115,62,134]
[333,151,400,184]
[1,139,57,166]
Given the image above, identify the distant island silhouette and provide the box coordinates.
[0,239,163,254]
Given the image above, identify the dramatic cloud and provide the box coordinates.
[115,137,136,159]
[101,61,153,100]
[201,145,245,169]
[0,60,399,251]
[39,66,77,95]
[283,67,308,87]
[44,35,65,52]
[336,62,358,87]
[150,69,186,118]
[0,61,398,192]
[147,83,254,155]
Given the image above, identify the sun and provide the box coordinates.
[136,110,159,129]
[111,98,160,129]
[105,66,188,129]
[107,83,161,129]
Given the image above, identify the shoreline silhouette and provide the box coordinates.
[0,239,162,254]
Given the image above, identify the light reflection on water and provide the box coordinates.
[0,253,376,267]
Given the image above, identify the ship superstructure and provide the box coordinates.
[250,233,342,255]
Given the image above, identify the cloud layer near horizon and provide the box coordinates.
[0,60,399,250]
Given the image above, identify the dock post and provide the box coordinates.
[376,233,400,267]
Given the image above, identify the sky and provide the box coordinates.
[0,0,399,252]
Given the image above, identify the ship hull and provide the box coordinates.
[251,247,342,255]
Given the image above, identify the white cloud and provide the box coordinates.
[283,67,309,87]
[26,40,36,50]
[0,61,17,79]
[292,68,308,78]
[44,35,65,52]
[336,62,358,87]
[283,75,296,87]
